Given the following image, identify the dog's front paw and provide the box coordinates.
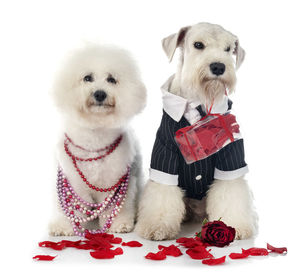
[48,218,74,236]
[109,222,134,233]
[217,219,256,240]
[135,221,180,241]
[235,225,255,240]
[109,220,134,233]
[223,212,258,240]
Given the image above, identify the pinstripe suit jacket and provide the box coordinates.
[150,92,248,201]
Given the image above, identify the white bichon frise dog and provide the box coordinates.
[135,23,257,240]
[49,45,146,236]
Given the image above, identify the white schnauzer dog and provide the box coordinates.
[49,45,146,236]
[135,22,257,240]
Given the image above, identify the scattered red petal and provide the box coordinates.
[229,252,250,259]
[267,243,287,254]
[186,246,213,260]
[242,247,269,256]
[39,239,93,250]
[39,241,66,250]
[85,232,114,240]
[122,241,143,247]
[39,233,121,252]
[73,241,93,250]
[109,237,122,244]
[202,256,226,265]
[87,238,113,249]
[183,239,204,248]
[33,255,56,261]
[176,237,193,243]
[90,249,115,259]
[39,232,125,260]
[111,247,123,255]
[145,250,167,260]
[158,244,183,257]
[60,240,83,248]
[176,237,205,248]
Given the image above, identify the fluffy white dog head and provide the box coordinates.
[162,23,245,104]
[53,45,146,129]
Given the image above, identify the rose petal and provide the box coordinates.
[85,232,116,248]
[176,237,206,248]
[158,244,182,257]
[90,249,115,259]
[85,232,114,240]
[39,239,99,250]
[109,237,122,244]
[38,241,66,251]
[181,239,204,248]
[267,243,287,254]
[74,241,94,250]
[194,236,211,247]
[176,237,194,244]
[145,250,167,260]
[122,241,143,247]
[111,247,123,255]
[186,246,213,260]
[87,238,113,249]
[242,247,269,256]
[60,240,83,248]
[229,252,250,259]
[202,256,226,265]
[33,255,57,261]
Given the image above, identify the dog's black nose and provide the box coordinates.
[210,62,226,76]
[94,90,107,102]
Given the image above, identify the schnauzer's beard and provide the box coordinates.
[200,78,227,104]
[187,67,236,106]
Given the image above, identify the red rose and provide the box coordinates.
[200,220,235,247]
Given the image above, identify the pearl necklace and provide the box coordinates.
[57,134,130,237]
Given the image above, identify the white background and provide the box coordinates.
[0,0,299,273]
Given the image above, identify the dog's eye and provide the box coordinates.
[83,74,93,82]
[107,76,117,84]
[225,46,231,52]
[194,42,205,50]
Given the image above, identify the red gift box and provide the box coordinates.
[175,112,240,164]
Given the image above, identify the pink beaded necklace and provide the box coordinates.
[57,134,130,237]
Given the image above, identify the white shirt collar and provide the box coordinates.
[161,75,229,122]
[161,75,190,122]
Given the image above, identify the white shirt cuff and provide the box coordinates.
[214,165,249,180]
[149,168,178,185]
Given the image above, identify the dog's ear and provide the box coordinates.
[162,26,190,62]
[233,40,246,69]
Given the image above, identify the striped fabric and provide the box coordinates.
[150,104,247,200]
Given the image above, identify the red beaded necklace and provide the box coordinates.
[64,134,123,192]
